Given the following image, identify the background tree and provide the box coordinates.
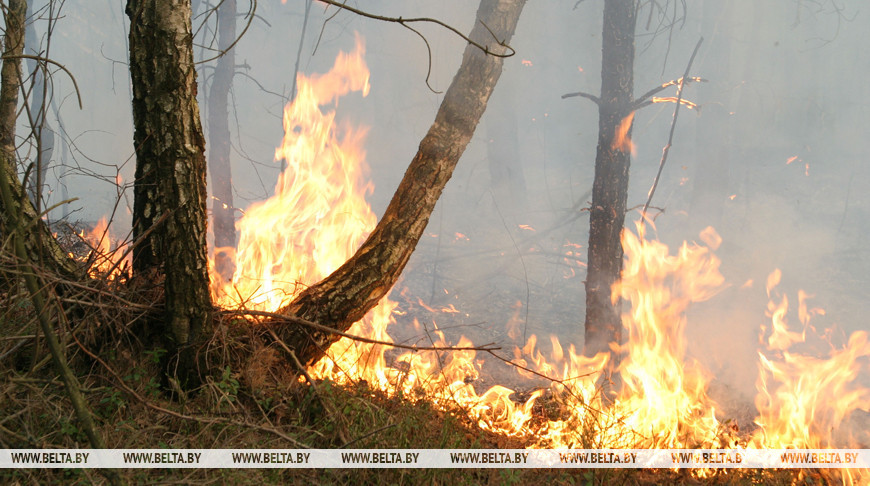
[206,0,238,282]
[126,0,212,381]
[583,0,637,358]
[23,0,55,210]
[570,1,703,359]
[0,0,25,165]
[486,69,526,223]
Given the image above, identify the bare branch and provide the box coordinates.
[225,309,502,353]
[0,54,82,109]
[483,348,601,387]
[195,0,257,65]
[641,36,703,222]
[314,0,516,93]
[316,0,516,58]
[561,90,600,105]
[633,96,700,111]
[288,0,313,102]
[633,75,705,108]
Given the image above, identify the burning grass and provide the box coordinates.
[0,239,808,485]
[0,260,807,485]
[0,257,813,486]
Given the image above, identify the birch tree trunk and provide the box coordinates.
[0,0,24,153]
[127,0,212,379]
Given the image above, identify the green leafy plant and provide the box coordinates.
[214,365,240,409]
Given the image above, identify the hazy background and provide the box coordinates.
[24,1,870,402]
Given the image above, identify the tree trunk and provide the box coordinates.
[584,0,637,358]
[0,0,79,281]
[279,0,527,366]
[127,0,212,374]
[208,0,237,282]
[0,0,24,152]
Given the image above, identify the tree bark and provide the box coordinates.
[208,0,237,282]
[278,0,527,366]
[0,0,24,151]
[584,0,637,357]
[127,0,212,367]
[0,0,80,282]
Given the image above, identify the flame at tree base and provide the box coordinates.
[207,38,869,483]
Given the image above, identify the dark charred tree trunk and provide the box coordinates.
[0,0,79,281]
[127,0,212,379]
[208,0,237,282]
[584,0,637,358]
[278,0,527,366]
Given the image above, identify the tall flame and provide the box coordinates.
[610,223,726,448]
[753,274,870,451]
[211,37,372,310]
[209,37,868,482]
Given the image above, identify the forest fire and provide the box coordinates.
[208,40,869,481]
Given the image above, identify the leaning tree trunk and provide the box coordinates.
[127,0,212,379]
[0,0,80,282]
[584,0,637,358]
[207,0,237,282]
[279,0,527,366]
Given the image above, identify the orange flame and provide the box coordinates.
[610,222,726,448]
[753,273,870,455]
[82,217,130,280]
[211,36,372,310]
[611,112,636,155]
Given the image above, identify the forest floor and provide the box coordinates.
[0,318,805,485]
[0,235,822,486]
